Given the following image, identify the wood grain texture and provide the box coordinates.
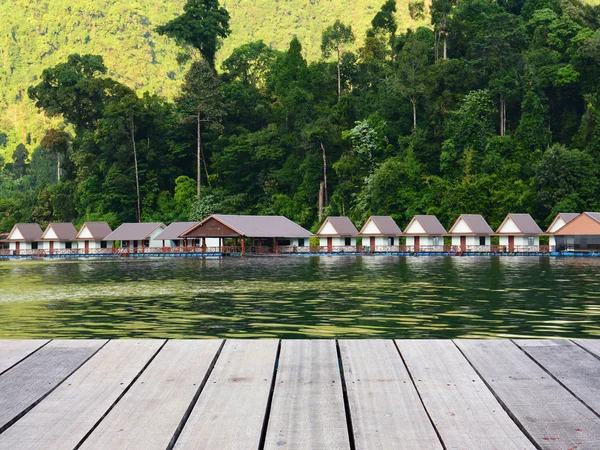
[0,340,48,374]
[0,339,105,433]
[80,339,222,450]
[457,339,600,449]
[575,339,600,359]
[339,339,442,450]
[0,340,163,450]
[516,339,600,415]
[175,340,278,450]
[397,339,534,450]
[264,340,350,450]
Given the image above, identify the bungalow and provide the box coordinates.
[448,214,494,251]
[403,215,446,251]
[316,217,359,251]
[5,223,44,255]
[495,214,543,251]
[546,213,579,248]
[154,222,221,250]
[103,223,166,252]
[359,216,402,252]
[39,223,79,253]
[180,215,311,253]
[76,222,112,254]
[553,212,600,252]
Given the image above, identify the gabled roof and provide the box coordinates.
[40,222,78,241]
[496,214,543,235]
[359,216,402,236]
[586,212,600,223]
[448,214,494,235]
[403,215,446,235]
[554,212,600,236]
[103,223,165,241]
[546,213,579,233]
[6,223,44,242]
[155,222,199,241]
[316,217,359,237]
[76,222,113,240]
[182,215,311,238]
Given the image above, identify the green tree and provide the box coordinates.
[12,144,29,178]
[321,20,355,102]
[371,0,398,60]
[40,128,71,182]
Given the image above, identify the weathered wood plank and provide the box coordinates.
[0,340,48,374]
[575,339,600,359]
[80,339,222,450]
[397,339,534,449]
[516,339,600,415]
[456,339,600,449]
[264,340,350,450]
[0,340,163,450]
[0,339,105,433]
[174,340,278,450]
[339,340,442,450]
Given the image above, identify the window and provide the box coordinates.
[344,237,352,246]
[298,238,305,247]
[101,241,108,249]
[388,237,395,246]
[65,242,72,249]
[122,240,129,248]
[31,242,38,250]
[143,240,150,248]
[479,236,486,246]
[527,236,535,246]
[432,237,440,246]
[278,239,291,246]
[173,240,179,247]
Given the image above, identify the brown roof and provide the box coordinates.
[546,213,579,233]
[496,214,543,235]
[76,222,113,240]
[586,212,600,223]
[554,213,600,236]
[359,216,402,236]
[155,222,199,241]
[316,217,359,237]
[104,223,165,241]
[449,214,494,235]
[6,223,44,242]
[0,233,8,240]
[40,223,78,241]
[182,215,311,238]
[404,215,447,235]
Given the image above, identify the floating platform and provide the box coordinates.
[1,339,599,449]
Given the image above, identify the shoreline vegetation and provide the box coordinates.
[0,0,599,237]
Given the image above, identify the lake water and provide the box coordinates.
[0,256,599,339]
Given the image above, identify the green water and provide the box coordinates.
[0,256,599,339]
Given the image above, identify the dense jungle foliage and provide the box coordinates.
[1,0,600,233]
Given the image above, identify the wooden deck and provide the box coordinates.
[0,339,599,449]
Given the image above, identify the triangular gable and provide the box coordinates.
[404,218,426,234]
[496,216,522,234]
[360,218,381,235]
[554,213,600,235]
[7,226,24,241]
[317,220,338,235]
[546,213,579,233]
[448,217,473,234]
[41,225,58,240]
[77,225,94,239]
[180,216,243,238]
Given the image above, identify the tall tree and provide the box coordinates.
[40,129,71,182]
[371,0,398,60]
[11,144,29,178]
[156,0,231,69]
[321,20,355,102]
[431,0,456,61]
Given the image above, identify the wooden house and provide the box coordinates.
[39,223,79,253]
[546,213,579,248]
[316,217,359,251]
[154,222,221,250]
[359,216,402,252]
[448,214,494,251]
[5,223,44,255]
[552,212,600,252]
[103,223,166,251]
[495,214,543,251]
[181,215,311,252]
[76,222,112,253]
[403,215,446,251]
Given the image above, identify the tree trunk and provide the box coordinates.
[57,153,61,182]
[500,93,505,136]
[434,30,439,63]
[197,108,202,198]
[321,142,328,207]
[412,99,417,134]
[337,47,341,102]
[130,115,141,223]
[443,32,447,60]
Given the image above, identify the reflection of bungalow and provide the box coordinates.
[359,216,402,252]
[76,222,112,253]
[553,212,600,252]
[154,222,221,250]
[316,217,359,251]
[546,213,579,248]
[39,223,79,253]
[181,215,311,252]
[5,223,44,254]
[495,214,543,251]
[103,223,166,251]
[448,214,493,251]
[403,215,446,251]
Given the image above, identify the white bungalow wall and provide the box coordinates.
[451,236,490,246]
[499,236,539,246]
[319,237,356,247]
[39,241,79,250]
[548,217,567,247]
[362,236,396,247]
[405,236,443,246]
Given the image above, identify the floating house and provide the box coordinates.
[403,215,446,251]
[154,222,221,250]
[76,222,112,253]
[103,223,166,250]
[5,223,44,254]
[448,214,494,251]
[546,213,579,248]
[181,215,312,252]
[39,223,79,253]
[359,216,402,252]
[552,212,600,252]
[495,214,543,251]
[316,217,359,251]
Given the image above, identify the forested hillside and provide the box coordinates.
[1,0,599,235]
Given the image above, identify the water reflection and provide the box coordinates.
[0,256,599,339]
